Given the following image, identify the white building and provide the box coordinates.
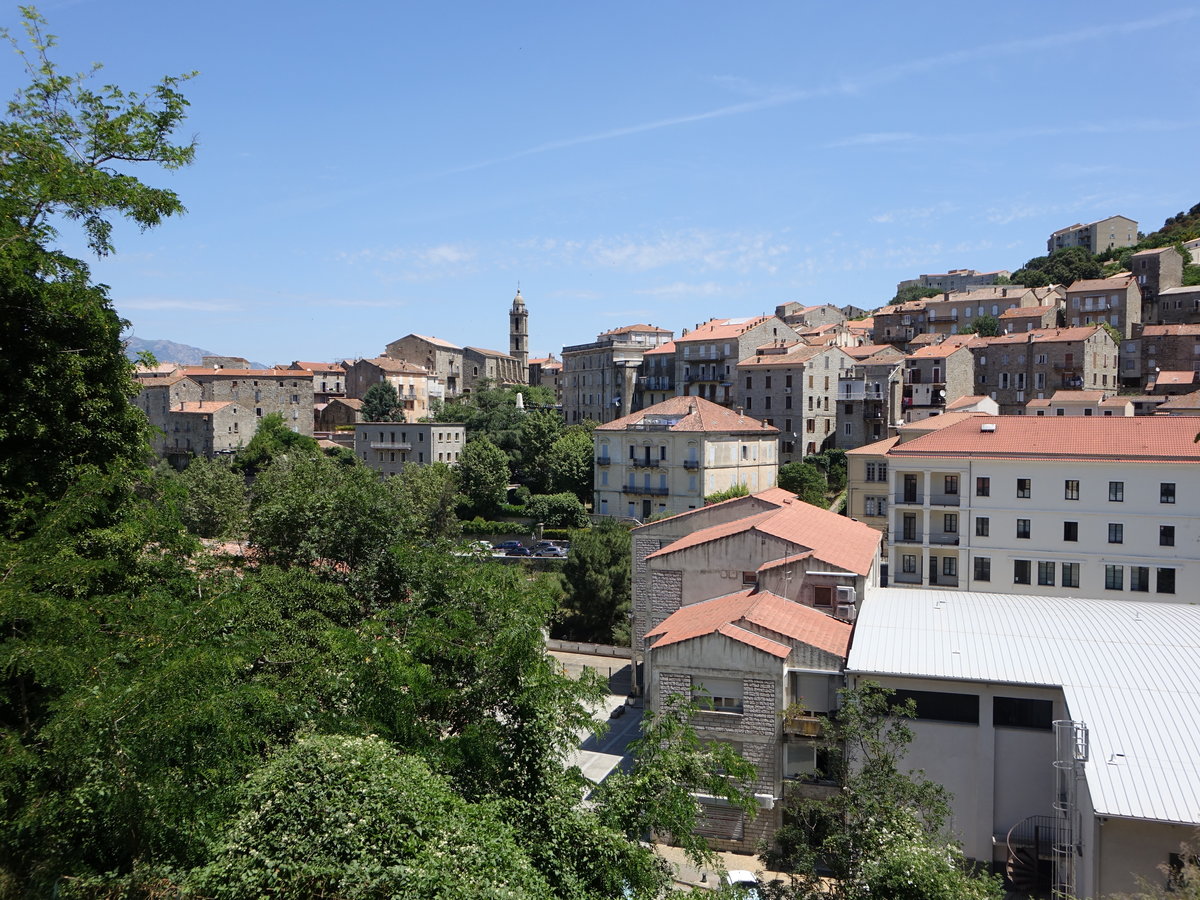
[882,416,1198,599]
[849,587,1200,898]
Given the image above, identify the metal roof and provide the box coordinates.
[848,588,1200,826]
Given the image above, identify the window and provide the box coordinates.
[1064,479,1079,500]
[976,476,990,497]
[1014,560,1031,584]
[1157,568,1176,594]
[892,689,979,725]
[1062,563,1080,588]
[1108,523,1123,544]
[741,571,758,586]
[1060,521,1078,542]
[943,513,957,533]
[1160,525,1175,547]
[693,678,743,714]
[902,555,917,574]
[1016,478,1030,498]
[1105,565,1124,591]
[974,556,991,581]
[1109,481,1124,502]
[1016,519,1030,539]
[944,475,958,495]
[976,517,990,537]
[942,556,957,577]
[1037,561,1056,586]
[1130,566,1150,592]
[1161,482,1176,503]
[993,697,1053,730]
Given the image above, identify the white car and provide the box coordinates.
[722,870,763,898]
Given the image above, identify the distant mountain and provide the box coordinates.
[123,337,266,369]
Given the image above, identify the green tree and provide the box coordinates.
[172,455,248,538]
[526,492,588,528]
[548,424,596,503]
[704,482,750,504]
[778,462,828,507]
[763,682,1002,900]
[519,410,564,493]
[456,437,510,517]
[960,313,1000,336]
[1012,246,1102,288]
[893,285,943,304]
[231,411,320,476]
[361,380,405,422]
[389,460,463,541]
[554,519,631,644]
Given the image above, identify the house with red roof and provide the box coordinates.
[673,316,800,408]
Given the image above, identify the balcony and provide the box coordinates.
[929,493,960,507]
[893,531,924,545]
[929,533,960,546]
[782,713,824,738]
[683,459,700,470]
[621,485,670,496]
[369,441,412,450]
[893,493,924,506]
[631,459,661,469]
[595,456,611,466]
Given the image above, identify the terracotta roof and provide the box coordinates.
[1142,324,1200,336]
[178,367,296,378]
[1066,276,1136,293]
[1156,286,1200,297]
[896,411,988,434]
[844,344,899,359]
[737,345,828,368]
[1130,246,1177,257]
[598,323,672,336]
[137,374,191,387]
[1155,390,1200,410]
[944,395,990,411]
[907,333,945,346]
[175,401,231,414]
[972,326,1103,346]
[1099,397,1132,407]
[645,588,853,658]
[645,499,879,576]
[846,436,899,457]
[407,334,462,349]
[859,350,905,366]
[907,343,971,360]
[999,304,1056,318]
[630,487,795,532]
[328,397,364,408]
[673,316,774,343]
[847,317,874,330]
[643,340,677,357]
[594,395,778,434]
[289,361,345,373]
[1154,371,1197,386]
[357,357,429,374]
[1049,390,1108,402]
[887,415,1200,463]
[464,346,517,359]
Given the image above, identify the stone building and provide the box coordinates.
[175,366,315,437]
[462,346,525,392]
[1140,324,1200,380]
[354,422,466,477]
[1047,215,1137,254]
[969,326,1118,414]
[902,342,977,423]
[315,397,363,432]
[634,340,677,412]
[1151,285,1200,326]
[592,396,779,521]
[674,316,799,407]
[527,355,563,405]
[384,334,465,396]
[875,286,1061,343]
[998,304,1060,333]
[773,302,846,330]
[1024,390,1132,417]
[1064,275,1141,338]
[1130,245,1184,316]
[281,361,345,404]
[509,289,528,373]
[344,357,433,419]
[895,268,1011,294]
[562,324,674,425]
[834,355,903,449]
[735,343,855,461]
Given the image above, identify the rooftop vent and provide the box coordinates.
[980,423,997,433]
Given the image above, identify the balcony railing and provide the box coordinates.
[631,459,661,469]
[782,714,824,738]
[595,456,611,466]
[929,493,960,507]
[369,441,412,450]
[893,493,924,506]
[929,533,960,545]
[683,459,700,470]
[893,532,924,545]
[621,485,670,496]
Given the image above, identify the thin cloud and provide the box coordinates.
[120,298,238,311]
[634,281,726,298]
[828,132,916,149]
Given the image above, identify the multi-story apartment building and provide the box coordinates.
[384,334,464,396]
[354,422,465,477]
[1129,245,1183,313]
[592,396,779,521]
[901,342,976,423]
[1064,275,1141,338]
[896,268,1011,294]
[134,376,242,463]
[735,343,855,461]
[877,286,1063,343]
[969,326,1118,413]
[773,302,846,330]
[998,304,1060,333]
[881,416,1197,599]
[1139,323,1200,380]
[175,366,315,437]
[344,357,433,419]
[634,340,677,411]
[834,357,903,449]
[673,316,799,406]
[630,489,881,851]
[562,324,674,425]
[1047,215,1137,254]
[527,355,563,405]
[1024,390,1132,417]
[281,361,345,404]
[1151,285,1200,326]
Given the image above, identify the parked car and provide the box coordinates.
[722,871,763,899]
[466,540,493,555]
[492,540,523,552]
[534,546,568,558]
[505,546,532,557]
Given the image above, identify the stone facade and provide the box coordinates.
[896,268,1011,294]
[1047,215,1137,254]
[1140,324,1200,379]
[1064,275,1141,338]
[463,346,525,391]
[969,326,1118,414]
[774,302,846,330]
[835,359,903,449]
[902,344,976,423]
[353,422,465,477]
[1152,286,1200,326]
[384,334,465,396]
[344,357,433,420]
[562,325,674,425]
[674,316,800,407]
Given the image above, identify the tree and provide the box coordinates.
[172,456,248,538]
[361,380,405,422]
[893,285,943,304]
[778,462,828,507]
[389,461,463,541]
[525,492,588,528]
[960,313,1000,337]
[704,482,750,505]
[1012,246,1102,288]
[231,411,320,476]
[547,424,596,503]
[518,410,563,493]
[763,682,1002,900]
[554,519,631,644]
[0,8,197,527]
[456,437,510,517]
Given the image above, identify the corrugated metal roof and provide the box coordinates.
[848,588,1200,825]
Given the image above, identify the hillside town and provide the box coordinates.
[122,210,1200,897]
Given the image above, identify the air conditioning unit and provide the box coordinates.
[784,387,791,393]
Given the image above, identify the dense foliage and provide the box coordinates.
[553,519,632,645]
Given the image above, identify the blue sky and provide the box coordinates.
[11,1,1199,364]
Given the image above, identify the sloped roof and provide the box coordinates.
[646,588,853,658]
[175,401,231,414]
[907,343,972,360]
[595,395,778,434]
[1143,323,1200,336]
[1156,389,1200,410]
[599,323,672,336]
[178,367,296,378]
[849,588,1200,826]
[355,357,429,375]
[464,346,517,359]
[944,395,990,411]
[887,415,1200,463]
[645,499,880,576]
[844,344,900,359]
[630,487,795,532]
[1154,371,1197,386]
[737,345,828,368]
[643,340,677,357]
[405,334,462,349]
[289,361,345,373]
[674,316,774,343]
[999,304,1056,318]
[972,326,1103,347]
[1066,275,1136,293]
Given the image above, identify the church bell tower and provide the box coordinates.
[509,288,529,380]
